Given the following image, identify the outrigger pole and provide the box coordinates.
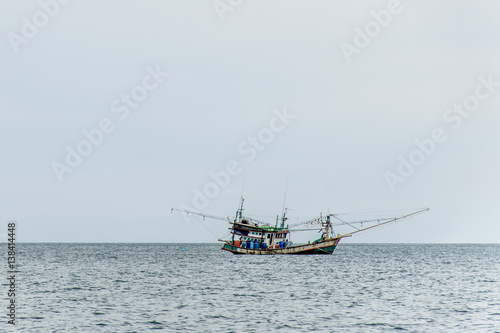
[171,201,268,226]
[170,208,231,222]
[286,208,430,235]
[335,207,430,238]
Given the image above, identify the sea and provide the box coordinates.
[6,243,500,332]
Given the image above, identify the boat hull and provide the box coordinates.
[221,237,341,255]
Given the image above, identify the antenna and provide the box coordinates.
[240,175,246,199]
[281,174,289,217]
[236,175,246,214]
[280,175,290,228]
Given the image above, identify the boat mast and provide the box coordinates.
[232,197,245,244]
[281,208,288,229]
[235,197,244,223]
[325,214,330,239]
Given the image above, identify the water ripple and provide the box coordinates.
[15,243,500,332]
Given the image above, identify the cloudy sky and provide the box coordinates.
[1,0,499,243]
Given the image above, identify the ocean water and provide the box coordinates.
[8,243,500,332]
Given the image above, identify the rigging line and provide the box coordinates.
[218,230,230,240]
[171,208,231,223]
[332,215,361,231]
[333,208,427,216]
[330,217,395,225]
[340,208,429,237]
[187,214,221,239]
[329,220,385,227]
[247,214,280,218]
[289,228,322,232]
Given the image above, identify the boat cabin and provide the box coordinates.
[231,220,291,249]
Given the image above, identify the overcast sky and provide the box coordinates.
[1,0,499,243]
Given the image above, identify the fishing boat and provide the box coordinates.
[172,198,429,255]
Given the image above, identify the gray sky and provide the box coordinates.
[1,0,499,243]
